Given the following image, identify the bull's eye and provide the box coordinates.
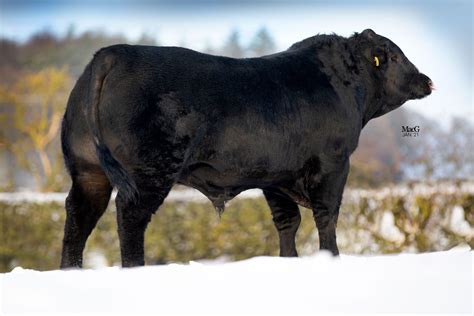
[374,56,380,67]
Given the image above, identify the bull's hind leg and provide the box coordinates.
[115,182,172,267]
[61,170,112,268]
[264,189,301,257]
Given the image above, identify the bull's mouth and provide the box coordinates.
[410,73,433,99]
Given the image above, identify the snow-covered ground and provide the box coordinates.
[1,247,472,315]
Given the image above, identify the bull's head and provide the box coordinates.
[355,29,433,118]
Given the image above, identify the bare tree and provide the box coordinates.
[0,67,72,191]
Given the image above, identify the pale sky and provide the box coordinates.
[1,0,472,126]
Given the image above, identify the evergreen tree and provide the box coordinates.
[248,27,276,57]
[222,30,244,58]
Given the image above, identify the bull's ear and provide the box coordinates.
[361,29,377,40]
[354,29,380,64]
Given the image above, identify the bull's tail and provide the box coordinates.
[87,50,139,203]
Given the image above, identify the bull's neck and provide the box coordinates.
[361,88,384,126]
[345,41,387,126]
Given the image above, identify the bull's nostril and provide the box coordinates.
[428,80,435,91]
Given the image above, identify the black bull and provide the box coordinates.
[60,29,432,267]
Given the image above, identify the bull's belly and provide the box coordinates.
[176,162,313,211]
[177,164,268,212]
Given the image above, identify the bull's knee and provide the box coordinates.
[272,209,301,235]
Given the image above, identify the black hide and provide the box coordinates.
[60,29,432,267]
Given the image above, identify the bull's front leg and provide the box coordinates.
[263,189,301,257]
[310,160,349,256]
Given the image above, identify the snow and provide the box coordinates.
[379,211,405,243]
[450,205,473,237]
[1,247,472,315]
